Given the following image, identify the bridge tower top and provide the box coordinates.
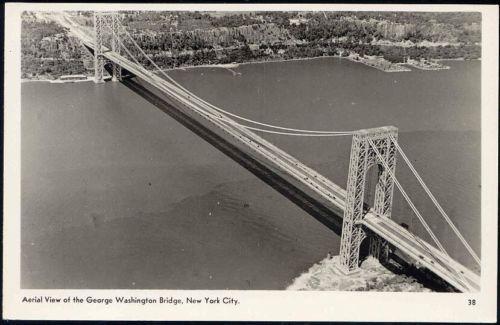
[338,126,398,274]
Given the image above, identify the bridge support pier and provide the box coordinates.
[337,126,398,274]
[93,12,122,83]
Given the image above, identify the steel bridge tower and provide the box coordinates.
[338,126,398,273]
[93,12,122,83]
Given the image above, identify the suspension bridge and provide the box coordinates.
[51,12,480,292]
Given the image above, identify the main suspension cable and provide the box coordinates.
[117,22,354,136]
[232,124,353,137]
[110,30,353,198]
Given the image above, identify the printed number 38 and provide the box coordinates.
[468,299,476,305]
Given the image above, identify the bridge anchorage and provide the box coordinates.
[338,126,398,274]
[94,12,122,83]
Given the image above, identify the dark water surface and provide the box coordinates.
[21,58,480,289]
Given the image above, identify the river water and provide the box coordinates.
[21,57,480,289]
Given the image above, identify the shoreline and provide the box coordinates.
[22,78,94,84]
[163,55,346,72]
[22,55,481,82]
[344,56,412,73]
[405,63,450,71]
[21,75,102,83]
[165,55,480,72]
[21,79,52,83]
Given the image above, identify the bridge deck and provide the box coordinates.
[362,214,480,292]
[58,15,480,293]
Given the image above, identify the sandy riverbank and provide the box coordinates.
[163,55,347,73]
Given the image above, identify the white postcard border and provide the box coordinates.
[3,3,498,322]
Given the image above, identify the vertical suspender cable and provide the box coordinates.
[367,139,449,257]
[390,135,481,266]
